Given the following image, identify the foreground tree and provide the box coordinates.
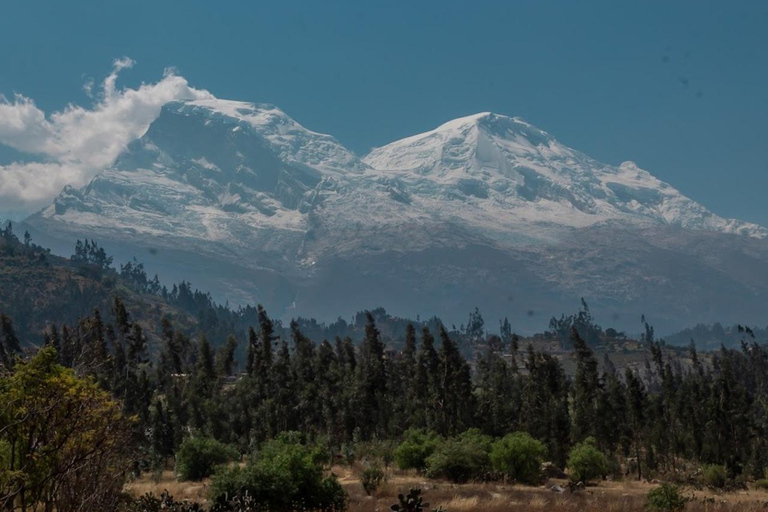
[0,347,131,512]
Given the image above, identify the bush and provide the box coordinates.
[489,431,547,485]
[394,429,442,471]
[702,464,727,489]
[566,437,607,483]
[646,483,688,512]
[456,428,494,452]
[208,432,347,512]
[361,464,386,495]
[425,431,491,483]
[754,479,768,490]
[122,491,205,512]
[175,437,238,481]
[356,439,397,468]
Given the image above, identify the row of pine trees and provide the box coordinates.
[3,298,767,480]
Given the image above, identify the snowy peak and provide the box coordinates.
[364,112,767,238]
[363,112,564,176]
[36,98,374,241]
[33,101,767,243]
[154,99,366,175]
[23,100,768,332]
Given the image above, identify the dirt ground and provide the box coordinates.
[124,466,768,511]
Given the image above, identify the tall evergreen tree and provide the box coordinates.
[570,327,601,443]
[355,312,389,439]
[437,326,474,436]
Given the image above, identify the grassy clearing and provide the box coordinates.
[124,466,768,511]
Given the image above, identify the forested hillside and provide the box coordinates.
[2,293,768,510]
[0,222,267,351]
[4,223,768,511]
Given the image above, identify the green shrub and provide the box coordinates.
[702,464,727,489]
[361,464,386,495]
[175,437,238,481]
[124,491,205,512]
[208,432,347,512]
[489,431,547,485]
[566,437,607,483]
[754,479,768,490]
[394,429,442,471]
[456,428,494,452]
[425,431,491,483]
[356,439,397,468]
[646,483,688,512]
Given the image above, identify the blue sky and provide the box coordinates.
[1,0,767,224]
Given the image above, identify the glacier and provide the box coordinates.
[23,99,768,333]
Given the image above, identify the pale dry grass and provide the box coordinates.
[123,470,209,504]
[124,466,768,511]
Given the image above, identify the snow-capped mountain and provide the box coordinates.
[24,99,768,333]
[364,112,765,238]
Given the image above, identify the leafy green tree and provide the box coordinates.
[0,314,21,369]
[414,327,439,430]
[209,433,347,512]
[355,312,389,439]
[214,335,237,378]
[625,368,647,479]
[490,432,547,484]
[570,327,601,444]
[0,347,131,511]
[425,431,491,483]
[291,321,318,434]
[567,437,608,483]
[646,483,688,512]
[701,464,727,489]
[360,464,385,495]
[520,345,571,467]
[436,326,474,436]
[475,335,517,437]
[175,437,238,481]
[394,429,442,471]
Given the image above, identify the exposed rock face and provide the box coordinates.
[24,100,768,332]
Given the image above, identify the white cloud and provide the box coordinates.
[0,58,213,218]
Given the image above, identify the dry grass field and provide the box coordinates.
[124,466,768,511]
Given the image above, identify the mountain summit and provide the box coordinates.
[365,112,765,238]
[24,100,768,332]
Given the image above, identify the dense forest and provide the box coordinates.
[3,222,768,511]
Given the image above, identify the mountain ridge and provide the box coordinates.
[22,98,768,332]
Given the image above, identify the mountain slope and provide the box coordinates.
[23,100,768,332]
[364,112,765,238]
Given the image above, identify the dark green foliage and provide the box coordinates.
[11,234,768,507]
[489,432,547,485]
[566,437,607,483]
[548,298,602,347]
[645,483,688,511]
[474,335,517,438]
[435,327,473,436]
[355,312,389,439]
[361,464,386,495]
[519,345,571,467]
[72,239,113,271]
[122,491,206,512]
[0,314,21,368]
[208,433,347,512]
[175,437,238,481]
[702,464,728,489]
[425,430,491,483]
[570,328,600,444]
[394,429,442,471]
